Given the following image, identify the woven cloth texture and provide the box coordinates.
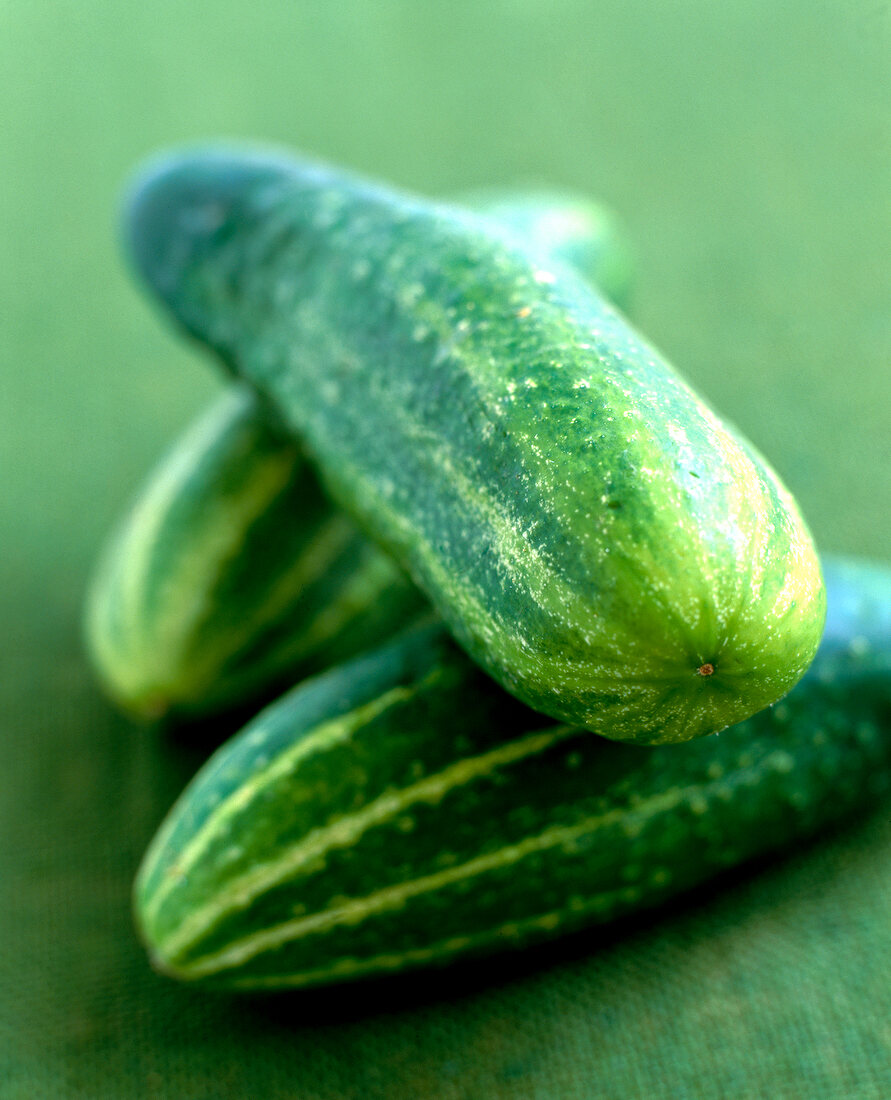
[2,1,889,1096]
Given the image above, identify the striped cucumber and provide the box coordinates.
[87,190,633,718]
[84,383,426,719]
[134,557,891,990]
[125,148,824,743]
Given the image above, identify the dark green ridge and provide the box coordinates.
[85,188,635,720]
[124,148,825,742]
[133,557,891,989]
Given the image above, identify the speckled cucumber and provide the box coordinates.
[134,557,891,990]
[125,148,825,743]
[86,190,633,719]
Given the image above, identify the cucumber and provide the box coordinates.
[125,148,824,743]
[84,383,426,719]
[134,557,891,990]
[87,190,633,718]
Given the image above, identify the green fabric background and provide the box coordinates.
[2,2,889,1096]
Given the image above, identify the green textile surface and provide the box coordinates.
[2,2,889,1097]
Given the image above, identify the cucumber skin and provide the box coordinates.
[134,558,891,991]
[86,191,633,719]
[125,148,824,744]
[83,378,425,722]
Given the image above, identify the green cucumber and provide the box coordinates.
[84,383,426,718]
[134,557,891,990]
[87,190,633,718]
[125,148,824,743]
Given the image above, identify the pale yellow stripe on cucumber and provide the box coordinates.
[113,403,298,692]
[179,512,362,684]
[144,454,300,676]
[168,783,693,979]
[172,554,415,713]
[154,723,580,961]
[116,394,247,640]
[85,398,239,682]
[244,551,409,668]
[139,675,442,923]
[171,746,799,980]
[214,892,643,990]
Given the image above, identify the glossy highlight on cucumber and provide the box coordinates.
[134,558,891,991]
[124,146,825,743]
[86,190,635,719]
